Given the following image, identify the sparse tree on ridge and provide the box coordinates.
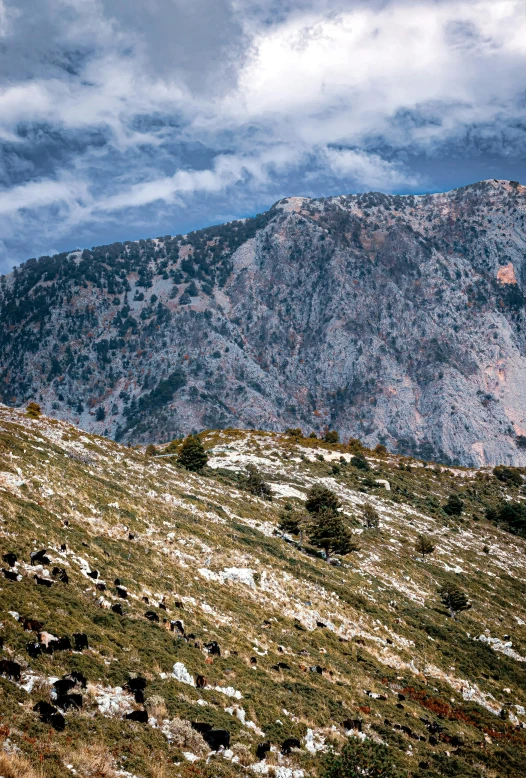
[245,464,273,501]
[177,434,208,472]
[415,534,435,561]
[348,437,364,455]
[304,484,358,562]
[440,584,471,619]
[285,427,303,439]
[26,402,42,418]
[362,503,380,529]
[443,493,464,516]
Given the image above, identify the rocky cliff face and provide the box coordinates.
[1,179,526,465]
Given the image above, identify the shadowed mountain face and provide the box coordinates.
[1,179,526,465]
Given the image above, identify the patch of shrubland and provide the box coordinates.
[0,408,525,776]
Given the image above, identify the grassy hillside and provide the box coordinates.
[0,405,525,778]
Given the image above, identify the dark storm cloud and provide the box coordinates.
[101,0,248,93]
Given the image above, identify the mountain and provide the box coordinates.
[0,405,525,778]
[1,178,526,466]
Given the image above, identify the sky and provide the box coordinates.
[0,0,524,272]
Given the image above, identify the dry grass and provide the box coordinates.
[148,761,180,778]
[146,693,168,719]
[0,752,41,778]
[163,718,209,755]
[56,743,117,777]
[231,742,253,766]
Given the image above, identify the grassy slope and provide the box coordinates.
[0,406,525,778]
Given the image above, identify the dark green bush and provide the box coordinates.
[493,466,523,487]
[323,738,405,778]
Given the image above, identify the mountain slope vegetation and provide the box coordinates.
[0,406,526,777]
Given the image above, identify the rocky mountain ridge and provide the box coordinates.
[1,178,526,466]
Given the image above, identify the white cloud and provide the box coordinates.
[324,148,420,189]
[0,176,88,216]
[0,0,524,270]
[232,0,525,149]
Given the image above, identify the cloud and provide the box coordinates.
[0,0,524,271]
[233,1,525,147]
[0,175,87,215]
[324,149,420,190]
[101,0,248,93]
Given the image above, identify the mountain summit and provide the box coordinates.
[1,179,525,466]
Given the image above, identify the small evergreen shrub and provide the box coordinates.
[415,534,435,560]
[493,466,523,487]
[26,402,42,418]
[244,465,273,500]
[443,493,463,516]
[351,454,369,471]
[323,738,405,778]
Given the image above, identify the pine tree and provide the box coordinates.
[493,466,523,486]
[305,485,341,516]
[278,507,301,534]
[362,503,380,529]
[415,534,435,560]
[440,585,471,619]
[176,434,208,472]
[145,444,157,457]
[278,504,307,548]
[351,454,369,471]
[304,484,357,561]
[26,402,42,418]
[245,465,273,501]
[443,493,464,516]
[95,406,106,421]
[308,509,359,562]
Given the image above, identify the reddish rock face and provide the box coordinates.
[1,179,526,466]
[497,263,517,285]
